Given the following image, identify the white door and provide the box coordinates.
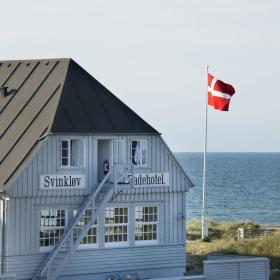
[110,140,125,182]
[111,140,124,165]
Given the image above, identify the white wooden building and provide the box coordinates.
[0,58,194,280]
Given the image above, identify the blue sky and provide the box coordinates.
[1,0,279,152]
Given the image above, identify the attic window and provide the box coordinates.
[45,62,49,65]
[26,62,30,66]
[7,63,11,67]
[131,140,147,166]
[60,139,84,168]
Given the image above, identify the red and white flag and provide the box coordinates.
[208,73,235,111]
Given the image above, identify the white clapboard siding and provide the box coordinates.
[5,245,185,280]
[7,135,192,197]
[4,133,191,279]
[6,191,186,255]
[6,196,84,255]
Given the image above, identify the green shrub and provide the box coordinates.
[270,269,280,280]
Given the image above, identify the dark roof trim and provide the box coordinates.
[50,132,161,136]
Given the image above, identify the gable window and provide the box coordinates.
[60,139,84,167]
[131,140,147,166]
[73,209,98,248]
[104,207,129,246]
[40,209,66,249]
[135,206,159,244]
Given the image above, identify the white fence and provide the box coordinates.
[204,257,270,280]
[150,276,205,280]
[150,256,270,280]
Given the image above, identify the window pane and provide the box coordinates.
[61,157,68,166]
[62,141,68,149]
[62,149,68,157]
[60,139,83,167]
[132,141,141,165]
[142,157,147,165]
[104,207,128,244]
[141,141,147,165]
[132,140,147,166]
[73,209,97,245]
[70,140,79,166]
[40,209,66,248]
[135,206,158,242]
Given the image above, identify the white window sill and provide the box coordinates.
[104,242,129,248]
[77,244,98,250]
[58,166,85,170]
[40,244,98,252]
[40,246,53,253]
[132,164,148,168]
[135,240,159,246]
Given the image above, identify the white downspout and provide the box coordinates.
[0,194,9,275]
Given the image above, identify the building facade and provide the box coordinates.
[0,59,194,280]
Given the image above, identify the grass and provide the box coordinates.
[186,220,280,277]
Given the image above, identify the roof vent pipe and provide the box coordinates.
[0,87,16,97]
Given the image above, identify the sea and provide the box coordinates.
[175,153,280,226]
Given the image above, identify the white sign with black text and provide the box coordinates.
[40,174,86,189]
[132,172,169,187]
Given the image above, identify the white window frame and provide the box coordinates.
[131,140,148,167]
[60,139,71,167]
[73,209,98,249]
[60,138,84,168]
[135,205,159,245]
[39,209,67,252]
[104,207,129,247]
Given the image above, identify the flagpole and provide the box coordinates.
[202,65,209,239]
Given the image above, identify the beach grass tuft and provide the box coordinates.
[186,219,280,276]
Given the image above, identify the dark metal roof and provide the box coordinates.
[51,59,159,134]
[0,58,159,189]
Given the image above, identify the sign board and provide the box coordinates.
[40,174,86,189]
[132,173,169,187]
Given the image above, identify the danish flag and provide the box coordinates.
[208,73,235,111]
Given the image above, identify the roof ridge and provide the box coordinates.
[0,58,71,63]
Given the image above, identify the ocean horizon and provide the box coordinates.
[175,152,280,226]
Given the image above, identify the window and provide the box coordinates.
[73,209,98,247]
[135,206,159,244]
[131,140,147,166]
[104,207,128,246]
[40,209,66,248]
[60,139,84,167]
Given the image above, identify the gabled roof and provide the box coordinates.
[0,58,159,189]
[52,60,159,134]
